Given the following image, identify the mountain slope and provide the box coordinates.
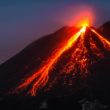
[0,22,110,110]
[12,26,110,96]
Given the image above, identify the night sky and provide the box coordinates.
[0,0,110,64]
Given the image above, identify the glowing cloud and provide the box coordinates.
[56,4,94,27]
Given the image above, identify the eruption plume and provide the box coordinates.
[14,21,110,96]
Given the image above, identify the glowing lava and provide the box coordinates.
[15,26,86,96]
[14,21,110,96]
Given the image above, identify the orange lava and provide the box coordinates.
[14,23,110,96]
[77,16,90,28]
[15,26,86,96]
[91,28,110,46]
[62,28,110,77]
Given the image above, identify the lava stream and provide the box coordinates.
[90,28,110,46]
[15,27,85,96]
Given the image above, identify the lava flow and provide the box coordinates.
[14,21,110,96]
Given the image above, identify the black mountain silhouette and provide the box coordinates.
[0,22,110,110]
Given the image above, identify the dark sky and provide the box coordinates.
[0,0,110,64]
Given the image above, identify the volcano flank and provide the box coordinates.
[0,21,110,110]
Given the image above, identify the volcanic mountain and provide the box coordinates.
[0,21,110,110]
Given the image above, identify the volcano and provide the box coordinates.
[0,21,110,110]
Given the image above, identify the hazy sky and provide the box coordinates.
[1,0,110,64]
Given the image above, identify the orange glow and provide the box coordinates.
[76,16,90,27]
[57,5,94,27]
[73,8,93,28]
[75,14,89,32]
[14,24,110,96]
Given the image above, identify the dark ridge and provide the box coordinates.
[98,21,110,40]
